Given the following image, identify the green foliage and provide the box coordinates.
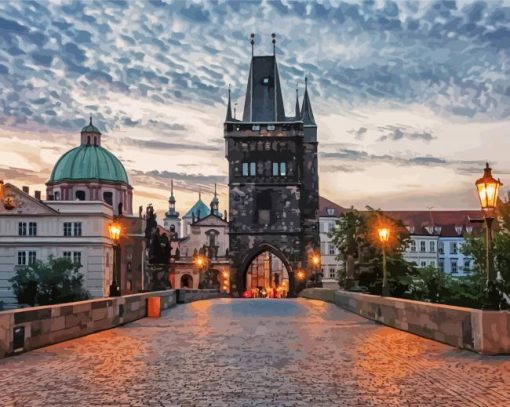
[330,207,415,295]
[9,257,89,306]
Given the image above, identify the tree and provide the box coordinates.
[330,207,416,295]
[9,257,89,306]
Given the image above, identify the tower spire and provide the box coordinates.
[226,84,233,121]
[89,115,93,125]
[301,76,316,126]
[250,33,255,57]
[295,84,300,119]
[272,33,276,56]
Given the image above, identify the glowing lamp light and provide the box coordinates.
[296,270,305,280]
[378,227,390,244]
[108,223,121,242]
[476,163,502,211]
[193,255,207,269]
[311,254,320,266]
[222,271,229,278]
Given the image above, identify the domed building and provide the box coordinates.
[46,117,133,215]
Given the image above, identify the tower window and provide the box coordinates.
[272,162,278,176]
[262,78,269,84]
[75,191,86,201]
[250,162,256,176]
[280,162,286,176]
[242,163,249,176]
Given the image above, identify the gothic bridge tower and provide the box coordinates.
[224,35,319,297]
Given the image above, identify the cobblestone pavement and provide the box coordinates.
[0,298,509,406]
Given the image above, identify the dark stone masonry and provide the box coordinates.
[225,50,320,297]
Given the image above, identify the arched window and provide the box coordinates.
[75,191,86,201]
[87,136,90,145]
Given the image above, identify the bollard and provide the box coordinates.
[147,297,161,318]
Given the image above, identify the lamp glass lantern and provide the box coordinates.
[476,163,502,211]
[108,223,121,242]
[378,227,390,243]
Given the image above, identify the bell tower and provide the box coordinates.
[225,34,319,297]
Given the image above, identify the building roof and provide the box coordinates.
[384,210,484,237]
[48,145,129,185]
[183,197,210,219]
[319,196,348,217]
[242,55,286,122]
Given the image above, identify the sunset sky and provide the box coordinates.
[1,0,509,219]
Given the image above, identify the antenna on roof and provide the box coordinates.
[250,33,255,56]
[272,33,276,56]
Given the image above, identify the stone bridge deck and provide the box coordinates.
[0,298,508,406]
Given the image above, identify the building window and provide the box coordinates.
[250,162,256,176]
[75,190,86,201]
[451,259,458,274]
[63,251,72,261]
[18,222,27,236]
[410,240,416,252]
[429,241,435,253]
[329,268,336,279]
[28,222,37,236]
[439,259,444,272]
[328,244,335,256]
[328,222,335,233]
[326,208,335,216]
[54,191,60,200]
[464,259,471,270]
[242,162,249,176]
[73,251,81,265]
[73,222,82,236]
[28,251,36,265]
[272,162,279,176]
[451,242,458,254]
[420,260,427,268]
[430,260,436,268]
[252,125,260,131]
[17,251,26,265]
[420,241,426,252]
[438,241,444,254]
[103,192,113,205]
[280,162,286,176]
[64,222,72,236]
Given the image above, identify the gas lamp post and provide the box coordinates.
[378,226,390,296]
[108,221,122,297]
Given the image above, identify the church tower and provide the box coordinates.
[163,180,181,237]
[225,34,319,297]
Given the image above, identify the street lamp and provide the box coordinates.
[310,252,321,287]
[108,221,122,297]
[475,162,503,309]
[378,226,390,296]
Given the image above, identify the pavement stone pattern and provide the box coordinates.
[0,298,509,407]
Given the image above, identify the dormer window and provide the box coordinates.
[466,226,473,233]
[262,78,269,84]
[434,226,442,234]
[407,226,415,234]
[252,125,260,131]
[425,226,433,234]
[455,226,463,235]
[326,208,335,216]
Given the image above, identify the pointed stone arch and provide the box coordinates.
[238,243,294,296]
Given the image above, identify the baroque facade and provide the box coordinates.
[224,45,320,297]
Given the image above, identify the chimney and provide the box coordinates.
[22,186,29,194]
[34,191,41,200]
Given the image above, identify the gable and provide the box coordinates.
[193,214,228,227]
[0,183,57,215]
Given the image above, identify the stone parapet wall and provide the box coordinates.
[0,290,177,359]
[176,289,227,303]
[300,288,510,355]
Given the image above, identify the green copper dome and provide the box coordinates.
[49,145,129,184]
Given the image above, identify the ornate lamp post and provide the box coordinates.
[475,162,503,310]
[378,226,390,296]
[108,222,122,297]
[310,252,321,287]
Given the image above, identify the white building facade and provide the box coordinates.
[0,183,117,305]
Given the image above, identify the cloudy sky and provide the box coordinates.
[1,0,509,217]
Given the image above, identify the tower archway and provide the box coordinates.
[239,244,293,298]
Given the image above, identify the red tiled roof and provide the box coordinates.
[318,196,348,217]
[380,210,484,237]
